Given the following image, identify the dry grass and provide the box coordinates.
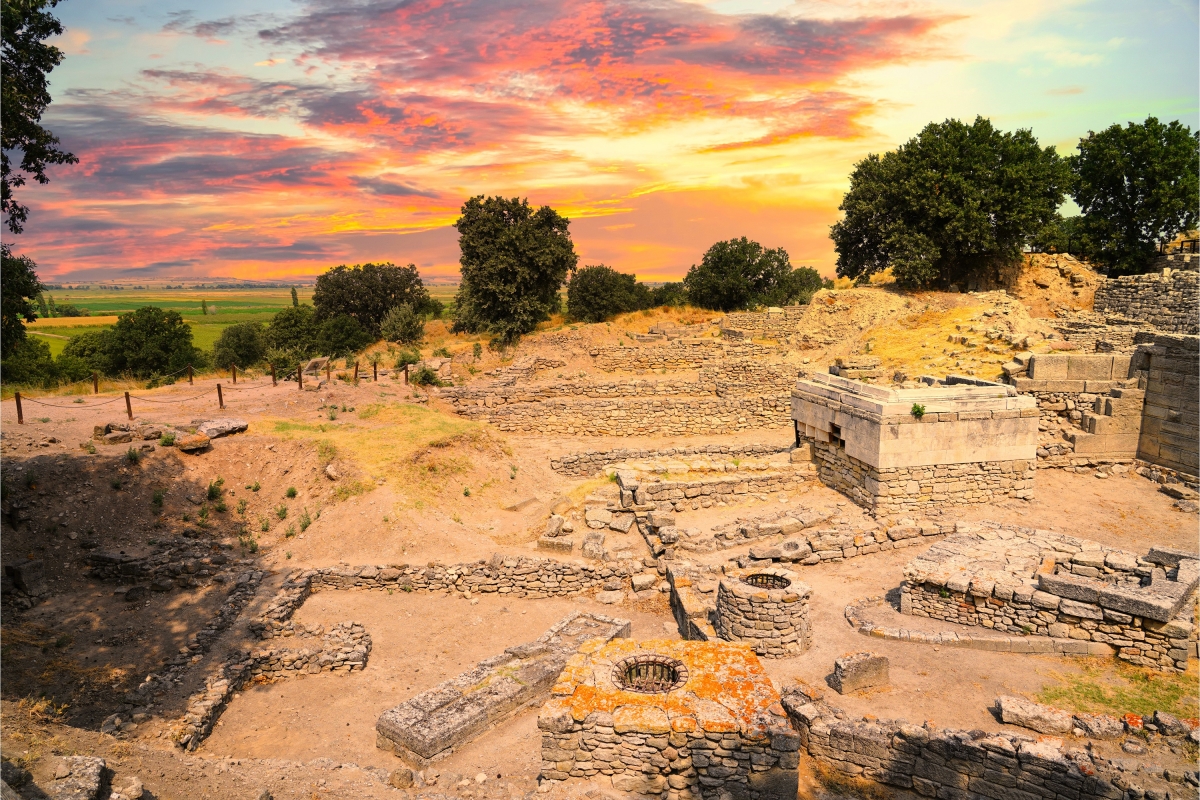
[1036,660,1199,720]
[813,761,893,800]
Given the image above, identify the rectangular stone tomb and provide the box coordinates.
[375,611,630,766]
[902,522,1198,672]
[539,638,799,800]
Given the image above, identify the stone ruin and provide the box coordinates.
[376,612,630,766]
[791,371,1038,513]
[538,639,799,800]
[901,522,1199,672]
[714,566,811,658]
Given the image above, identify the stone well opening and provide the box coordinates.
[743,572,791,590]
[611,654,688,693]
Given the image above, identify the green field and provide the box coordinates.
[27,285,460,357]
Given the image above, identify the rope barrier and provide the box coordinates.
[20,395,126,409]
[130,389,218,404]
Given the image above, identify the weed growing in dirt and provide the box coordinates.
[463,486,471,497]
[237,498,247,515]
[160,432,176,447]
[510,465,518,479]
[259,516,269,532]
[285,525,296,538]
[1038,661,1199,719]
[275,504,288,520]
[125,447,141,465]
[333,480,370,502]
[84,442,96,454]
[473,342,482,359]
[251,481,260,492]
[207,477,225,501]
[286,551,292,559]
[197,506,209,526]
[110,479,121,490]
[433,346,451,358]
[181,513,190,522]
[239,533,259,553]
[286,486,297,498]
[151,490,164,509]
[299,508,312,531]
[327,407,338,420]
[213,498,227,513]
[37,417,50,423]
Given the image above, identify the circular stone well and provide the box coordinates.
[715,566,812,657]
[612,654,689,693]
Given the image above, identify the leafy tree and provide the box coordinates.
[683,237,809,311]
[566,265,651,323]
[312,262,433,336]
[379,303,425,344]
[831,117,1069,288]
[61,328,113,373]
[265,304,317,355]
[2,0,78,233]
[1031,213,1090,256]
[1070,117,1200,276]
[451,196,578,344]
[649,282,686,307]
[213,322,266,369]
[1,243,41,351]
[107,306,199,377]
[314,314,371,359]
[200,299,208,316]
[290,286,299,307]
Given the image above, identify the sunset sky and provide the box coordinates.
[13,0,1199,282]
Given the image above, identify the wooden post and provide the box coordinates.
[217,383,224,410]
[373,361,378,382]
[14,392,23,424]
[404,364,409,385]
[353,361,359,384]
[270,364,277,386]
[188,364,193,385]
[92,372,99,394]
[231,364,237,384]
[124,391,133,420]
[298,367,304,390]
[326,363,331,383]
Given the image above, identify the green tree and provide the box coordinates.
[107,306,199,377]
[1032,213,1090,256]
[61,328,113,373]
[1,243,41,351]
[785,267,831,304]
[265,304,317,355]
[649,282,686,307]
[290,286,299,307]
[451,196,578,344]
[213,321,266,369]
[379,304,425,344]
[200,298,208,316]
[314,314,371,359]
[831,117,1069,289]
[2,0,78,233]
[566,265,651,323]
[683,237,804,311]
[312,262,433,336]
[1070,117,1200,276]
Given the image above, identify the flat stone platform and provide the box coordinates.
[375,611,630,766]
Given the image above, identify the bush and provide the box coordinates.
[379,304,425,344]
[312,262,438,336]
[266,305,318,356]
[683,238,814,311]
[1,336,91,386]
[314,314,371,358]
[831,116,1069,288]
[212,322,266,370]
[566,265,652,322]
[451,195,577,344]
[411,365,445,387]
[649,282,686,307]
[61,329,114,374]
[393,349,420,369]
[107,306,202,377]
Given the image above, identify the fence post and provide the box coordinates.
[404,364,409,385]
[92,372,99,394]
[15,392,23,424]
[188,364,193,385]
[124,391,133,420]
[271,364,277,386]
[326,363,331,383]
[353,361,359,384]
[231,364,237,384]
[373,361,378,382]
[298,367,304,390]
[217,383,224,410]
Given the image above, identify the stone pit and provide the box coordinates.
[714,566,811,658]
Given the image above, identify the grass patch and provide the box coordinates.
[1037,660,1199,719]
[334,480,371,502]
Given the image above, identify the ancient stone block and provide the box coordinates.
[997,695,1073,735]
[829,653,889,695]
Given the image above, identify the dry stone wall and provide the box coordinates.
[589,341,774,372]
[1093,268,1199,335]
[1137,334,1199,476]
[714,566,812,657]
[550,444,791,477]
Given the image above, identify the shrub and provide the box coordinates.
[275,504,288,520]
[125,447,141,464]
[566,265,652,322]
[106,306,203,377]
[212,322,266,370]
[411,366,445,387]
[159,432,175,447]
[286,486,297,498]
[299,508,312,531]
[312,262,438,336]
[314,314,371,359]
[684,238,821,310]
[394,349,420,370]
[649,282,686,307]
[265,305,318,357]
[378,303,425,345]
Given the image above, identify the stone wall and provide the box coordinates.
[1137,334,1200,476]
[719,307,808,340]
[550,444,791,477]
[1093,268,1199,334]
[624,465,811,514]
[714,566,811,657]
[589,341,773,372]
[1049,312,1152,353]
[809,439,1035,514]
[782,686,1154,800]
[902,523,1198,673]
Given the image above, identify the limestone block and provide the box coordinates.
[1066,356,1113,380]
[829,653,889,694]
[997,695,1073,734]
[608,514,635,533]
[537,536,574,554]
[1028,355,1069,380]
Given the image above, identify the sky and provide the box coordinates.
[8,0,1199,282]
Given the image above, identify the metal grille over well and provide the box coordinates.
[612,654,688,693]
[743,572,791,590]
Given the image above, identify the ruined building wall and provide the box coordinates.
[1093,268,1199,335]
[1137,333,1200,476]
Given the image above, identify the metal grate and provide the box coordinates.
[613,655,688,694]
[743,573,791,590]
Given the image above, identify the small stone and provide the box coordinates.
[389,768,415,789]
[595,590,625,605]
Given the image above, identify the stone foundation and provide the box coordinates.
[902,522,1199,672]
[1137,333,1199,476]
[714,566,811,658]
[810,439,1035,514]
[550,444,791,477]
[538,639,799,800]
[1094,267,1199,335]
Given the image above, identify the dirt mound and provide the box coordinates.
[1008,253,1103,317]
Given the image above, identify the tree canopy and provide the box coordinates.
[2,0,78,234]
[106,306,200,377]
[312,262,434,336]
[1070,117,1199,276]
[683,237,822,311]
[831,117,1069,289]
[1,243,41,351]
[379,303,425,344]
[566,265,652,323]
[451,196,577,344]
[315,314,371,359]
[213,322,266,369]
